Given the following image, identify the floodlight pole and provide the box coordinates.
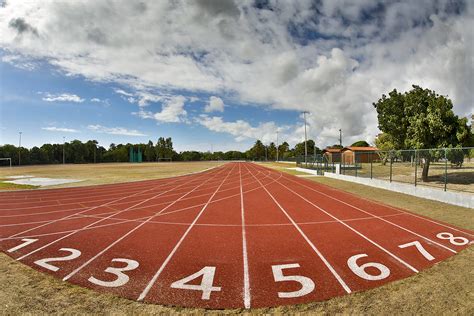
[63,137,66,164]
[339,129,342,147]
[276,130,279,162]
[18,132,22,166]
[302,111,309,165]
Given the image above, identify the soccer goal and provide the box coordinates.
[0,158,12,168]
[157,157,172,162]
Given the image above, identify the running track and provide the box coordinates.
[1,162,472,309]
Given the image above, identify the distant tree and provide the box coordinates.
[267,142,277,160]
[373,85,472,181]
[351,140,370,147]
[247,140,266,160]
[278,141,290,160]
[144,140,156,162]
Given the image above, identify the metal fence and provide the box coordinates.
[296,147,474,194]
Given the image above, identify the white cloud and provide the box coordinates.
[42,93,84,103]
[90,98,101,102]
[87,124,147,136]
[196,115,286,144]
[204,96,225,113]
[41,126,78,133]
[1,1,472,147]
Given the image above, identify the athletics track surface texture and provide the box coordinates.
[0,162,472,309]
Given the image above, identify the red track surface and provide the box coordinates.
[1,162,473,309]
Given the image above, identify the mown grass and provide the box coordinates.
[0,161,472,314]
[0,182,38,190]
[0,161,224,190]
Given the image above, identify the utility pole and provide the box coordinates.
[265,145,268,161]
[276,130,279,162]
[339,129,342,147]
[18,132,22,166]
[302,111,309,164]
[63,137,66,164]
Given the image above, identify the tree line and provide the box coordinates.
[0,136,324,166]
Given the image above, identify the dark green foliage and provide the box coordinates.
[351,140,370,147]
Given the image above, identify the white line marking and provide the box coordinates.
[244,163,352,294]
[62,166,230,282]
[281,175,459,254]
[257,165,419,274]
[239,163,251,308]
[16,169,223,261]
[137,164,236,301]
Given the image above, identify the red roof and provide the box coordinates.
[342,146,378,152]
[323,148,342,153]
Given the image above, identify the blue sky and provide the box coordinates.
[0,1,472,151]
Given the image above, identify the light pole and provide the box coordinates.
[276,130,279,162]
[264,144,268,161]
[62,137,65,164]
[302,111,309,165]
[18,132,22,166]
[339,129,342,147]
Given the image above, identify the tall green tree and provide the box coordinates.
[373,85,472,181]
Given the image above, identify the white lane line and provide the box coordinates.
[244,163,352,294]
[62,166,231,282]
[0,171,286,239]
[15,169,223,261]
[239,163,251,309]
[2,169,219,241]
[0,168,228,212]
[137,164,236,301]
[281,175,459,254]
[261,168,418,274]
[0,164,224,206]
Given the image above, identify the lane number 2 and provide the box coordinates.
[34,248,81,272]
[271,263,315,298]
[170,266,221,300]
[88,258,139,288]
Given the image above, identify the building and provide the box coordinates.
[341,146,379,164]
[322,147,342,163]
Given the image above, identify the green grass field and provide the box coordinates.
[0,161,224,190]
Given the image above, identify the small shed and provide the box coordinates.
[322,148,342,163]
[341,146,379,164]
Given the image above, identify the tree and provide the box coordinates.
[267,142,277,160]
[374,133,395,165]
[351,140,370,147]
[373,85,472,181]
[247,140,266,160]
[144,140,156,162]
[278,141,290,160]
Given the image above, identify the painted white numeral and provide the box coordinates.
[170,266,221,300]
[34,248,81,272]
[88,258,139,288]
[271,263,315,298]
[7,238,38,253]
[399,241,435,261]
[436,232,469,246]
[347,254,390,281]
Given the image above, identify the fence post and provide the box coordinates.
[355,152,358,177]
[389,152,393,183]
[444,148,447,192]
[414,150,417,187]
[370,153,373,179]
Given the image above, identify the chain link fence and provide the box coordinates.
[296,147,474,194]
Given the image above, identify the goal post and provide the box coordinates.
[0,158,12,168]
[157,157,172,162]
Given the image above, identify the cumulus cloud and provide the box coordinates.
[42,93,84,103]
[87,125,147,136]
[41,126,78,133]
[196,115,287,144]
[204,96,225,113]
[1,1,472,147]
